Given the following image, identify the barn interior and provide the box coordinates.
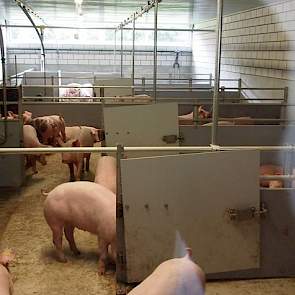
[1,0,295,294]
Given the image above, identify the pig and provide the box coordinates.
[0,249,15,295]
[62,83,81,97]
[61,138,84,181]
[23,125,49,174]
[260,165,283,188]
[94,156,116,194]
[32,115,66,146]
[65,126,104,172]
[22,111,33,125]
[43,181,116,275]
[128,249,205,295]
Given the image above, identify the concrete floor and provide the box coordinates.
[206,278,295,295]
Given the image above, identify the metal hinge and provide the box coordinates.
[227,202,268,221]
[162,134,184,144]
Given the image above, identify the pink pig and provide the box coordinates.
[128,249,205,295]
[65,126,104,172]
[32,115,66,146]
[61,138,84,181]
[23,125,49,174]
[0,250,15,295]
[94,156,117,194]
[43,181,116,275]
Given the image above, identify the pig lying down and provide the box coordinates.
[0,249,15,295]
[43,181,116,274]
[128,249,205,295]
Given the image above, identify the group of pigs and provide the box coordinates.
[20,111,104,180]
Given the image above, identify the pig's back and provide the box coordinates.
[44,182,115,235]
[23,125,39,147]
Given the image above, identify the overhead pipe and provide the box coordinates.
[1,24,214,32]
[211,0,224,145]
[0,25,8,145]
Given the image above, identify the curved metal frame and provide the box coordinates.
[16,1,46,93]
[0,25,8,145]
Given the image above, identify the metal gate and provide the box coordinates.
[104,102,180,157]
[118,150,261,283]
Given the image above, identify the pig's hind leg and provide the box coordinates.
[64,225,81,255]
[51,224,67,263]
[98,239,108,275]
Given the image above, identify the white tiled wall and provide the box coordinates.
[7,45,193,77]
[193,0,295,81]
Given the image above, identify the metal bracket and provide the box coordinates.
[227,203,268,221]
[162,134,184,144]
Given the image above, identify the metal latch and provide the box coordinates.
[227,203,268,221]
[162,134,184,144]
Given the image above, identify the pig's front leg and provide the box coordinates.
[68,163,75,182]
[85,154,91,172]
[64,225,81,255]
[75,160,83,181]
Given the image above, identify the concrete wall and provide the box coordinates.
[193,0,295,119]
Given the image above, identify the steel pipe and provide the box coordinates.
[1,145,295,155]
[260,175,295,180]
[0,25,8,145]
[1,24,214,32]
[153,0,159,102]
[132,14,136,94]
[211,0,224,145]
[120,27,123,78]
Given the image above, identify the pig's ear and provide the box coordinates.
[72,139,80,147]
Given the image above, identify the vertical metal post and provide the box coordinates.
[132,14,136,96]
[0,25,7,118]
[116,144,127,282]
[238,78,242,98]
[211,0,223,145]
[120,27,123,78]
[153,0,159,102]
[113,30,117,73]
[14,55,18,86]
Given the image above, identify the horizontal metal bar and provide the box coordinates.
[22,85,135,89]
[0,145,295,155]
[225,87,286,91]
[260,175,295,180]
[195,118,295,122]
[1,24,214,32]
